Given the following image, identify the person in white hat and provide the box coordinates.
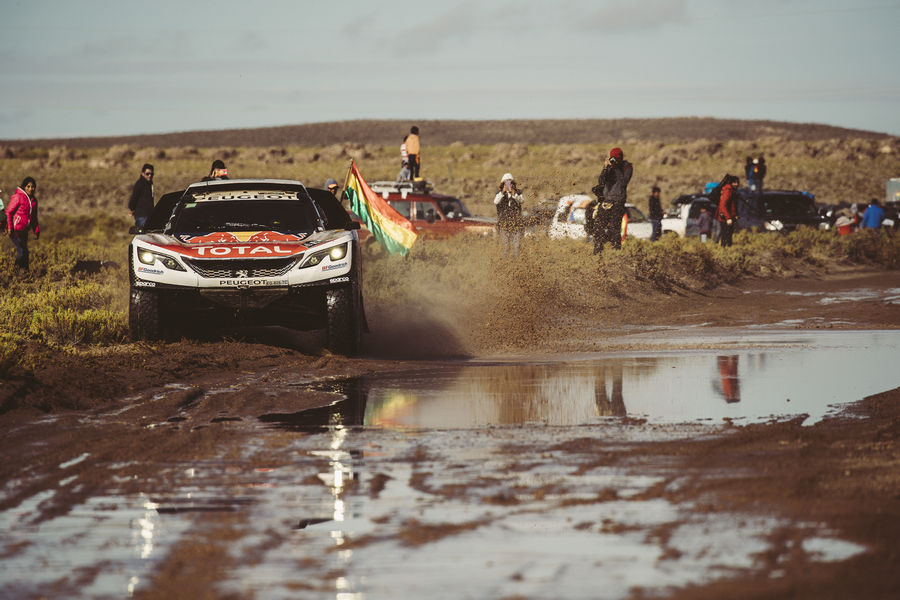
[493,173,525,258]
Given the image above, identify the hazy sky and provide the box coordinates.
[2,0,898,140]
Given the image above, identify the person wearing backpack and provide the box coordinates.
[6,176,40,270]
[715,175,740,247]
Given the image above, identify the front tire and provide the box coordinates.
[129,288,164,341]
[325,286,361,355]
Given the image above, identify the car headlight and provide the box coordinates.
[299,243,348,269]
[764,220,783,231]
[137,248,186,271]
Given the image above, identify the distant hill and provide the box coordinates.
[1,118,892,148]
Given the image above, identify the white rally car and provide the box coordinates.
[128,179,365,354]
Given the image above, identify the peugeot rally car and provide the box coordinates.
[128,179,365,354]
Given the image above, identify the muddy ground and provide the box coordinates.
[1,268,899,598]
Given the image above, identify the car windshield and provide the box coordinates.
[570,208,587,225]
[760,194,818,218]
[170,199,321,234]
[437,198,472,219]
[626,206,647,223]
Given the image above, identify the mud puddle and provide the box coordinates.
[2,329,898,599]
[265,329,900,431]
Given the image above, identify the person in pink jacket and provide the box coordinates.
[6,176,40,269]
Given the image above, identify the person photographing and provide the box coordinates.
[494,173,525,258]
[590,147,633,254]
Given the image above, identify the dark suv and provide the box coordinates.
[738,190,826,233]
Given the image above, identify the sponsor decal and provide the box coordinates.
[322,262,348,271]
[156,243,307,258]
[329,276,350,283]
[196,192,297,201]
[137,266,164,275]
[134,280,157,288]
[177,231,306,244]
[179,232,239,244]
[218,278,289,287]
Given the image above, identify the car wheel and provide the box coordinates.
[325,286,361,355]
[129,288,164,341]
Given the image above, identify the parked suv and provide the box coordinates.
[671,189,826,234]
[128,179,365,354]
[367,180,495,239]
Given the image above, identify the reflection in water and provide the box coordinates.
[595,364,626,416]
[257,331,900,430]
[715,355,741,404]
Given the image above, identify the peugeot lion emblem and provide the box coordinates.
[235,269,249,278]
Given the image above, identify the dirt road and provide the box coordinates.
[1,268,899,598]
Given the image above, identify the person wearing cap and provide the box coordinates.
[128,163,155,228]
[202,159,229,181]
[590,147,633,254]
[325,178,340,197]
[493,173,525,258]
[406,126,421,179]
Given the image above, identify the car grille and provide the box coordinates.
[184,257,298,278]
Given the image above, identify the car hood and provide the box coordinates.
[460,216,497,225]
[133,229,350,259]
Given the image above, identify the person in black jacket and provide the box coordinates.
[648,185,663,241]
[128,163,154,228]
[590,147,633,254]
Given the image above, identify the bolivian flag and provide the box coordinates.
[342,161,418,256]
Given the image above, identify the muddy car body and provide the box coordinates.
[548,194,654,240]
[367,181,495,240]
[128,179,365,354]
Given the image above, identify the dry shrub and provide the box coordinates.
[104,144,134,164]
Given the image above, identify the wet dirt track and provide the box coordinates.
[2,269,900,599]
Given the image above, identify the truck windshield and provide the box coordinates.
[760,195,818,218]
[438,198,472,219]
[170,199,321,234]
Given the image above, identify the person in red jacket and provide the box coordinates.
[5,176,40,269]
[715,175,739,247]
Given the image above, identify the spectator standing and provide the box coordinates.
[590,147,633,254]
[494,173,525,258]
[747,155,766,194]
[860,198,885,229]
[406,126,421,179]
[697,205,712,242]
[648,185,663,241]
[128,163,154,228]
[5,177,40,270]
[715,175,739,247]
[202,159,229,181]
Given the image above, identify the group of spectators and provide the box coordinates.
[3,129,893,270]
